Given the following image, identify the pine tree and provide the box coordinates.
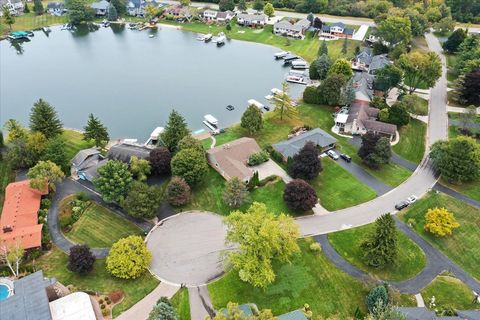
[315,53,330,80]
[361,214,398,268]
[318,39,328,57]
[83,113,109,147]
[273,82,297,121]
[24,2,30,13]
[33,0,44,15]
[160,110,190,153]
[108,3,118,21]
[29,99,63,139]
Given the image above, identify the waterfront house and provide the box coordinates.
[0,180,47,250]
[0,0,24,15]
[216,10,235,22]
[206,137,261,182]
[46,2,65,15]
[127,0,144,16]
[320,22,354,39]
[71,148,105,181]
[164,4,193,21]
[272,128,337,161]
[91,0,109,15]
[106,143,152,163]
[236,13,267,27]
[202,9,217,20]
[397,307,480,320]
[273,18,311,39]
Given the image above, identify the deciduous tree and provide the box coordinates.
[433,17,455,35]
[149,147,172,175]
[165,176,190,206]
[27,160,65,192]
[237,0,247,11]
[424,207,460,237]
[318,73,346,106]
[361,214,398,268]
[458,69,480,106]
[68,245,96,275]
[374,64,403,96]
[329,59,353,79]
[4,119,27,141]
[66,0,94,24]
[160,110,190,153]
[130,156,151,182]
[41,137,70,173]
[29,99,63,139]
[377,16,411,48]
[177,135,204,155]
[33,0,44,15]
[398,51,442,94]
[219,0,234,11]
[283,179,318,212]
[253,0,264,11]
[108,4,118,21]
[83,113,109,147]
[111,0,126,15]
[358,132,392,169]
[241,105,263,134]
[387,102,410,127]
[26,131,48,166]
[2,6,15,30]
[106,235,152,279]
[0,242,24,278]
[273,82,297,121]
[288,141,321,180]
[223,177,248,208]
[94,160,133,203]
[122,181,161,218]
[171,148,208,186]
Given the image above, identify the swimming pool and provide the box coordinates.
[0,282,12,301]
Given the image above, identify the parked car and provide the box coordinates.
[340,153,351,162]
[395,201,410,211]
[407,195,418,204]
[327,150,339,160]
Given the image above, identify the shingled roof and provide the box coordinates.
[272,128,337,159]
[107,143,152,163]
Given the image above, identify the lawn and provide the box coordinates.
[33,246,159,318]
[171,288,191,320]
[441,179,480,202]
[446,54,459,83]
[311,158,377,211]
[0,160,15,213]
[65,202,143,248]
[400,192,480,281]
[421,275,478,312]
[61,129,96,161]
[392,119,427,164]
[0,12,67,35]
[328,223,426,281]
[208,240,369,319]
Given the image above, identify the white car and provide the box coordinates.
[327,150,339,160]
[407,195,418,204]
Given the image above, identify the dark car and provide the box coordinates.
[340,154,352,162]
[395,201,410,211]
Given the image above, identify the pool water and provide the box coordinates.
[0,283,11,301]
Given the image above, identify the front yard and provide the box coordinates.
[392,119,427,164]
[171,288,191,320]
[421,275,478,312]
[400,192,480,281]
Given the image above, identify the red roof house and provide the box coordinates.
[0,180,47,250]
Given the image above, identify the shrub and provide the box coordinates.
[303,85,321,104]
[106,300,111,305]
[165,176,191,206]
[283,179,318,212]
[41,198,51,210]
[100,304,106,310]
[106,236,152,279]
[99,299,104,304]
[75,191,90,202]
[309,242,321,252]
[424,207,460,237]
[149,147,172,175]
[366,285,388,314]
[108,290,124,303]
[102,308,109,317]
[247,150,269,166]
[68,245,96,275]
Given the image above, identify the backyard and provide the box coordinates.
[208,239,369,318]
[421,275,478,312]
[392,119,427,164]
[62,129,96,161]
[400,192,480,281]
[328,223,427,281]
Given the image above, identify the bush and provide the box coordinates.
[101,304,106,310]
[424,207,460,237]
[247,150,269,166]
[171,148,208,186]
[283,179,318,212]
[108,290,124,303]
[106,236,152,279]
[99,299,104,304]
[75,191,90,202]
[165,176,191,206]
[366,285,388,314]
[309,242,321,252]
[68,245,96,275]
[149,147,172,176]
[41,198,51,210]
[102,308,109,317]
[303,86,321,104]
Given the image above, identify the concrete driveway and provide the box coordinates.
[146,211,233,286]
[253,159,292,183]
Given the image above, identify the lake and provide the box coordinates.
[0,24,304,141]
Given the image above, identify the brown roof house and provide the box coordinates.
[206,137,261,182]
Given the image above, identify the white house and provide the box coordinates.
[216,10,234,22]
[0,0,24,15]
[273,18,311,39]
[47,2,65,15]
[202,9,217,20]
[237,13,267,27]
[91,0,109,16]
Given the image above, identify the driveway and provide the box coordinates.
[352,25,369,41]
[146,211,233,286]
[253,159,292,183]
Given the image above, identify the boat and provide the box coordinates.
[204,114,218,127]
[202,120,220,134]
[145,126,164,145]
[26,31,34,37]
[42,27,51,33]
[215,32,226,46]
[149,34,155,38]
[196,34,205,41]
[204,34,212,42]
[283,54,299,65]
[128,23,139,30]
[248,99,269,111]
[61,23,75,31]
[7,31,30,40]
[286,75,308,85]
[274,51,289,59]
[291,59,308,69]
[103,21,111,27]
[271,88,284,96]
[226,105,235,111]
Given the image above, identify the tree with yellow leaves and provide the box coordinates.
[424,207,460,237]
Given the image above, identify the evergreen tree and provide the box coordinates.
[361,214,398,268]
[160,110,190,153]
[366,285,389,314]
[288,141,321,180]
[273,82,297,120]
[24,2,30,13]
[33,0,44,15]
[315,53,330,80]
[2,7,15,30]
[241,105,263,134]
[83,113,109,147]
[341,78,355,106]
[237,0,247,11]
[0,130,3,148]
[148,302,179,320]
[108,3,118,20]
[309,59,320,80]
[442,28,467,53]
[29,99,63,139]
[318,39,328,56]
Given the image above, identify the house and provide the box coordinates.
[272,128,337,161]
[0,0,24,15]
[46,2,65,15]
[273,18,311,39]
[91,0,109,15]
[352,71,375,101]
[206,137,261,182]
[127,0,144,16]
[71,148,106,181]
[164,5,193,20]
[397,307,480,320]
[202,9,217,20]
[368,54,391,75]
[320,22,354,39]
[0,180,47,250]
[106,143,152,163]
[216,10,235,22]
[236,13,267,27]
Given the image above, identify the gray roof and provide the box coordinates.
[71,148,101,168]
[353,71,374,101]
[106,143,151,163]
[83,158,108,181]
[237,13,266,22]
[369,54,391,72]
[274,18,311,32]
[0,271,55,320]
[278,310,308,320]
[216,11,233,19]
[91,0,109,10]
[344,28,354,35]
[331,22,345,29]
[456,311,480,319]
[47,2,64,9]
[272,128,337,158]
[356,48,373,65]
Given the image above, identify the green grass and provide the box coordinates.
[208,240,369,319]
[448,112,480,123]
[65,202,143,248]
[0,12,68,35]
[0,160,15,213]
[311,158,376,211]
[171,288,191,320]
[34,246,159,318]
[328,223,426,281]
[421,275,478,311]
[392,119,427,164]
[441,179,480,202]
[404,94,429,116]
[400,192,480,281]
[446,54,459,83]
[61,129,96,161]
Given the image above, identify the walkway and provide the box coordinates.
[448,105,480,114]
[253,159,292,183]
[449,118,480,131]
[352,25,369,41]
[116,282,180,320]
[189,285,215,320]
[433,183,480,209]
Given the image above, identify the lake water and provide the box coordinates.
[0,24,304,141]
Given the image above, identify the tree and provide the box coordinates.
[313,17,322,29]
[68,245,96,275]
[0,242,24,278]
[341,36,348,54]
[273,82,297,121]
[387,102,410,127]
[374,64,403,96]
[83,113,109,147]
[366,285,389,314]
[316,53,331,80]
[122,181,161,218]
[4,119,27,141]
[424,207,460,237]
[283,179,318,212]
[29,99,63,139]
[433,17,455,35]
[177,135,204,154]
[0,131,3,148]
[207,302,276,320]
[455,35,480,75]
[27,160,65,192]
[111,0,127,15]
[108,3,118,21]
[223,177,248,208]
[160,110,190,153]
[253,0,264,12]
[318,39,328,56]
[377,16,411,48]
[130,156,151,182]
[5,138,31,169]
[358,133,392,169]
[303,85,321,105]
[447,0,480,23]
[171,148,208,186]
[318,74,346,106]
[341,78,356,106]
[241,105,263,134]
[26,131,48,166]
[237,0,247,11]
[329,59,353,79]
[224,202,300,288]
[165,176,190,206]
[288,141,321,180]
[41,138,70,173]
[148,302,179,320]
[459,69,480,106]
[2,6,15,30]
[94,160,133,203]
[398,52,442,94]
[263,2,274,17]
[149,147,172,175]
[430,137,480,183]
[365,302,406,320]
[309,59,320,80]
[66,0,94,24]
[459,105,477,131]
[361,214,398,268]
[145,4,159,20]
[180,0,190,6]
[33,0,44,14]
[106,235,152,279]
[219,0,234,11]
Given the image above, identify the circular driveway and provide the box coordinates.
[147,211,232,286]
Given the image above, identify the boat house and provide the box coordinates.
[273,18,311,39]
